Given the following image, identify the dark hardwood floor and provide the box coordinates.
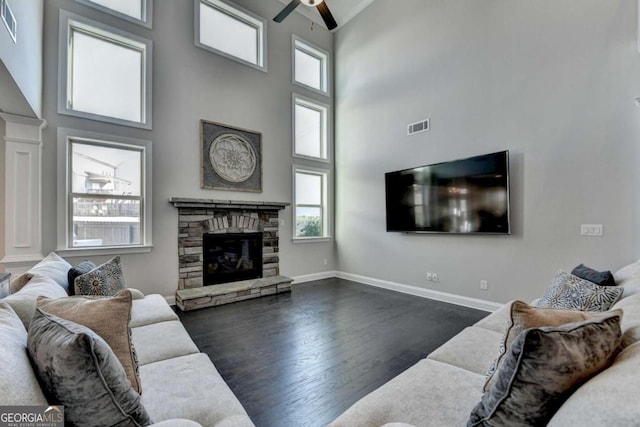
[177,278,487,427]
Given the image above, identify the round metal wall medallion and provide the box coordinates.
[209,133,257,183]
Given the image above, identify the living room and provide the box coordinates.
[1,0,640,426]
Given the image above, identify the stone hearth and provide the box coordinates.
[170,197,291,310]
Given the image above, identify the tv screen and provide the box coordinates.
[385,151,510,234]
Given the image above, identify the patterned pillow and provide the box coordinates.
[469,311,622,426]
[537,270,622,311]
[67,260,97,296]
[37,290,142,394]
[74,256,126,296]
[27,309,152,426]
[483,301,619,392]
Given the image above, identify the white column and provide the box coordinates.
[0,113,46,275]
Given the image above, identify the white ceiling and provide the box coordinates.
[277,0,376,30]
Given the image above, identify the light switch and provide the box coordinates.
[581,224,603,236]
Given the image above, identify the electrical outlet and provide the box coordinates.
[323,258,328,266]
[480,280,488,290]
[432,273,438,282]
[427,273,434,281]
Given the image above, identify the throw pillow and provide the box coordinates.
[614,259,640,299]
[571,264,616,286]
[37,289,142,394]
[3,274,69,329]
[74,256,126,296]
[67,259,97,296]
[483,301,619,392]
[27,309,152,427]
[27,252,73,293]
[537,270,622,311]
[469,311,622,427]
[9,272,33,294]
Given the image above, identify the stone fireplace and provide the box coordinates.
[169,198,292,310]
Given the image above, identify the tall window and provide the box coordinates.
[294,168,329,239]
[58,11,153,129]
[57,129,152,253]
[75,0,153,27]
[293,36,329,95]
[195,0,267,71]
[293,94,329,161]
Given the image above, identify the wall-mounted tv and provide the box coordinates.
[385,151,510,234]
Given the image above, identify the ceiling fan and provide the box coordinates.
[274,0,338,31]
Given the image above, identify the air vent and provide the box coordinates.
[407,118,430,136]
[1,0,16,43]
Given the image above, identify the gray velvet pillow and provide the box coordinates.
[27,309,152,427]
[537,270,623,311]
[67,259,97,296]
[469,311,622,427]
[74,256,126,296]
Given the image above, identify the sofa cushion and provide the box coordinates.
[37,290,142,394]
[427,326,502,375]
[75,255,126,296]
[614,259,640,299]
[537,270,622,311]
[4,274,69,329]
[547,340,640,426]
[0,302,48,406]
[571,264,616,286]
[27,252,73,293]
[67,259,97,296]
[473,301,514,333]
[140,353,254,427]
[130,294,179,328]
[131,320,199,366]
[484,301,619,391]
[28,309,152,427]
[468,312,622,427]
[329,359,485,427]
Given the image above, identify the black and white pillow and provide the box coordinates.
[537,270,622,312]
[74,256,126,297]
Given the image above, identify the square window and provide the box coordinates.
[294,168,329,239]
[293,36,329,94]
[58,11,152,129]
[293,94,329,161]
[196,0,266,71]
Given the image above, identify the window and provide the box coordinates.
[57,128,152,254]
[195,0,267,71]
[293,94,329,161]
[294,168,329,240]
[293,36,329,95]
[1,0,17,43]
[75,0,153,27]
[58,11,153,129]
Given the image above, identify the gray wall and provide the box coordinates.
[40,0,336,297]
[0,0,43,117]
[334,0,640,303]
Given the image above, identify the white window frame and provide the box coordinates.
[75,0,153,28]
[293,166,331,242]
[292,93,330,163]
[292,35,330,96]
[1,0,17,43]
[194,0,267,72]
[56,128,153,256]
[57,10,153,129]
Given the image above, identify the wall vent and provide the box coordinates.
[1,0,16,43]
[407,118,430,136]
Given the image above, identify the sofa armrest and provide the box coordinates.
[149,419,202,427]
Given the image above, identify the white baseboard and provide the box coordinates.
[336,271,502,312]
[292,271,338,284]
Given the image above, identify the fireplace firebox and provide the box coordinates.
[203,232,263,285]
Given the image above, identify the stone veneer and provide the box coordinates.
[169,198,290,290]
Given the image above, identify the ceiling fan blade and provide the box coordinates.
[316,2,337,30]
[274,0,301,23]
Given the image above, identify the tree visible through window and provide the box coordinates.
[295,169,327,238]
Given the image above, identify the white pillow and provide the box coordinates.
[27,252,72,293]
[614,260,640,299]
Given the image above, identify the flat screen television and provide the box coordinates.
[385,150,510,234]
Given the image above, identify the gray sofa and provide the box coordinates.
[0,254,254,427]
[330,261,640,427]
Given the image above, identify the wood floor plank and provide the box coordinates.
[178,278,488,427]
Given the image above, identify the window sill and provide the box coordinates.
[56,245,153,258]
[292,237,332,244]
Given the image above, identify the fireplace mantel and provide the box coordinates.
[169,197,289,211]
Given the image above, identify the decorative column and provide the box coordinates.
[0,113,46,275]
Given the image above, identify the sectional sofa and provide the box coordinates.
[0,253,254,427]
